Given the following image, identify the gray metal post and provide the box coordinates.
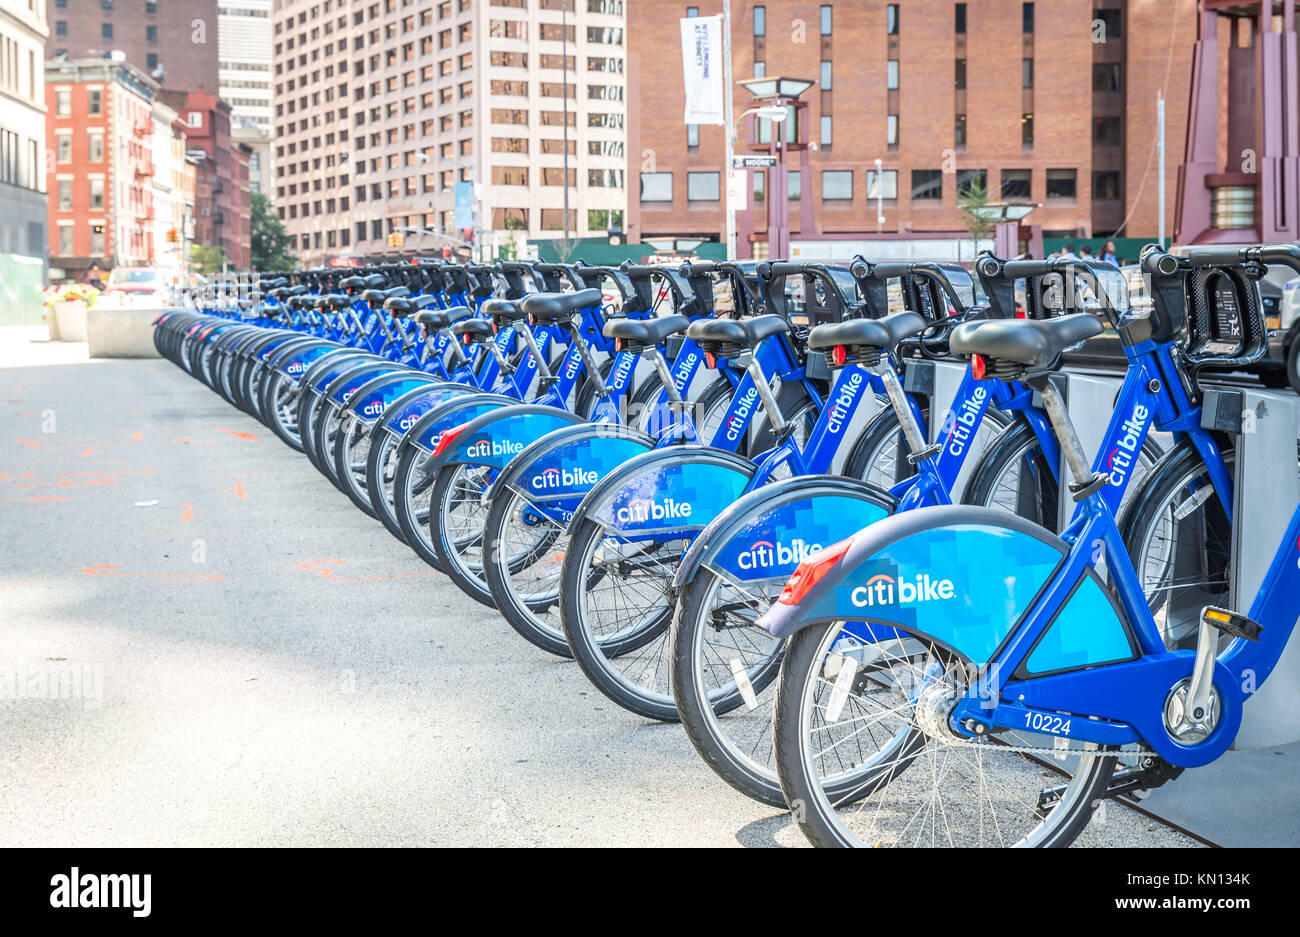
[1232,388,1300,747]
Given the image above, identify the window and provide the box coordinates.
[58,225,73,255]
[687,124,699,147]
[57,179,72,210]
[146,25,158,42]
[866,169,897,200]
[56,89,71,116]
[56,133,71,163]
[886,60,898,89]
[101,22,113,39]
[687,171,720,201]
[788,170,801,200]
[820,5,832,35]
[954,59,965,90]
[954,114,967,147]
[822,170,853,201]
[88,130,104,162]
[1093,115,1121,145]
[1046,168,1077,199]
[1022,112,1034,145]
[1022,58,1034,88]
[640,172,673,202]
[90,178,104,210]
[188,111,203,128]
[911,169,942,200]
[752,171,764,202]
[1023,3,1034,32]
[1001,168,1032,199]
[1093,170,1121,200]
[90,223,105,256]
[955,3,966,33]
[820,115,832,146]
[1094,8,1121,38]
[886,4,899,34]
[88,89,102,115]
[821,61,832,90]
[1092,62,1121,92]
[956,168,987,197]
[886,115,898,146]
[56,20,67,36]
[753,5,765,35]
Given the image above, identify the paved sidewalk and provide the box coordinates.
[0,332,1202,847]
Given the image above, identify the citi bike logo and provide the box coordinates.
[826,371,865,436]
[850,571,955,607]
[398,412,421,432]
[563,352,583,381]
[531,466,600,490]
[611,354,635,386]
[673,350,699,387]
[362,400,385,418]
[615,496,693,524]
[737,538,822,571]
[286,361,306,375]
[726,387,760,442]
[943,385,988,457]
[465,438,524,458]
[1107,403,1149,487]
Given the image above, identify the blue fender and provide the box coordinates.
[342,373,448,427]
[568,445,756,539]
[269,340,352,383]
[673,475,896,590]
[424,404,588,472]
[758,505,1138,675]
[401,393,522,455]
[321,361,408,408]
[375,384,480,440]
[260,334,326,367]
[485,423,656,523]
[295,351,380,394]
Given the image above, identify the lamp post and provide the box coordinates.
[737,76,815,261]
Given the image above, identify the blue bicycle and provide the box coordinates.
[762,243,1297,847]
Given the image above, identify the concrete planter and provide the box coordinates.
[86,305,163,358]
[53,300,89,342]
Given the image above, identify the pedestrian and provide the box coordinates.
[86,264,103,289]
[1079,244,1094,259]
[1098,239,1120,267]
[1057,243,1079,261]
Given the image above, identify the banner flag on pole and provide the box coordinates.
[681,15,725,125]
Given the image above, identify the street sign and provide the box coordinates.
[732,155,778,168]
[727,169,748,211]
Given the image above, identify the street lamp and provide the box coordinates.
[734,75,815,261]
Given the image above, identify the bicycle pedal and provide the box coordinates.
[1200,606,1262,642]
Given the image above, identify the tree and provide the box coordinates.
[956,173,996,258]
[250,193,296,271]
[189,243,229,276]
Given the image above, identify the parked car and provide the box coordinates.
[103,267,176,305]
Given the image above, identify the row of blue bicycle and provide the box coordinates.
[153,242,1300,847]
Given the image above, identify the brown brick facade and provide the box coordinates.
[627,0,1194,255]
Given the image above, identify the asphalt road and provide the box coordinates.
[0,328,1197,847]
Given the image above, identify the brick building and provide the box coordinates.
[46,0,219,95]
[46,57,159,277]
[627,0,1197,259]
[161,88,252,268]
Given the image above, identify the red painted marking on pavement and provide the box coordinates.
[220,481,248,500]
[127,431,143,442]
[181,502,197,522]
[80,565,226,583]
[14,439,43,450]
[0,496,70,502]
[215,428,259,441]
[297,559,438,582]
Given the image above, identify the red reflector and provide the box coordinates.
[614,338,623,352]
[432,423,469,458]
[776,537,854,607]
[704,351,717,369]
[1015,305,1026,319]
[528,314,535,327]
[462,333,473,346]
[970,354,987,380]
[831,345,847,367]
